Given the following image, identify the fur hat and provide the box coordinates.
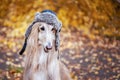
[19,10,62,55]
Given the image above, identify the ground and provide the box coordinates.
[0,27,120,80]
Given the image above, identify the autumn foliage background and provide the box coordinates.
[0,0,120,80]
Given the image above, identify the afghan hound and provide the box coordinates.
[23,22,71,80]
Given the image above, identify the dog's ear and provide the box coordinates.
[19,13,41,55]
[27,23,40,47]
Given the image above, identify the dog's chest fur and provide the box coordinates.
[31,51,60,80]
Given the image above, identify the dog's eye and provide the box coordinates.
[41,26,45,31]
[51,28,56,33]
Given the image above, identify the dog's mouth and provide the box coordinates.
[44,46,52,53]
[44,48,49,53]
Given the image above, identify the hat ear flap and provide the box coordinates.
[35,12,41,21]
[19,38,27,55]
[58,21,62,32]
[59,20,62,27]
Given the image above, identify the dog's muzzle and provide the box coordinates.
[44,42,52,53]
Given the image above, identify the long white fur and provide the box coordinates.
[23,22,71,80]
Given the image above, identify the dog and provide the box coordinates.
[19,10,72,80]
[22,22,71,80]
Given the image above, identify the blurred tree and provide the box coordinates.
[0,0,120,39]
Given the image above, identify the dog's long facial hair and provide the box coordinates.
[23,22,62,80]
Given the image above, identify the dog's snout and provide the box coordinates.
[46,46,52,50]
[46,42,52,50]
